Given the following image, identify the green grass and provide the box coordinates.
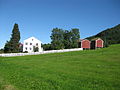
[0,44,120,90]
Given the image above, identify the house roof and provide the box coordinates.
[24,36,42,43]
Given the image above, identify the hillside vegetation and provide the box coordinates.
[86,24,120,46]
[0,44,120,90]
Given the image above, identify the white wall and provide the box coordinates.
[0,48,83,57]
[23,37,43,53]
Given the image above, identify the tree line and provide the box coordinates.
[3,23,80,53]
[42,28,80,50]
[2,23,119,53]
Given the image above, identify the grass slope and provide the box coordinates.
[0,44,120,90]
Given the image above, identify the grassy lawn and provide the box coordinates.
[0,44,120,90]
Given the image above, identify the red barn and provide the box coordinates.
[78,39,90,49]
[91,38,104,49]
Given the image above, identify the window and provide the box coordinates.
[25,47,27,50]
[36,43,38,46]
[25,42,28,45]
[30,48,32,50]
[32,39,34,41]
[30,43,32,45]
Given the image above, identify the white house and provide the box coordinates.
[23,37,43,53]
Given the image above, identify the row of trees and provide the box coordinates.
[3,23,80,53]
[42,28,80,50]
[4,23,120,53]
[4,24,21,53]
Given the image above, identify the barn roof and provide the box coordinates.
[91,37,103,41]
[78,39,90,42]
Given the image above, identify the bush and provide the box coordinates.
[23,51,28,53]
[0,49,4,53]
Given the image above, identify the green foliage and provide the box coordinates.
[0,49,4,53]
[63,30,72,49]
[42,43,52,50]
[4,23,20,53]
[50,28,80,50]
[0,44,120,90]
[33,46,39,52]
[71,28,80,48]
[4,41,11,53]
[51,28,65,50]
[86,24,120,46]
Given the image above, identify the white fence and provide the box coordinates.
[0,48,83,57]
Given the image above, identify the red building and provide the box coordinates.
[78,39,90,49]
[91,38,104,49]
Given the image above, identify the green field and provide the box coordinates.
[0,44,120,90]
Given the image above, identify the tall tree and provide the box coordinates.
[4,23,20,53]
[50,28,64,50]
[71,28,80,48]
[50,28,80,50]
[63,30,72,49]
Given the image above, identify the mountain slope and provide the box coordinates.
[86,24,120,46]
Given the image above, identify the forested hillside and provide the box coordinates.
[86,24,120,46]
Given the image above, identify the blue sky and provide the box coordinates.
[0,0,120,48]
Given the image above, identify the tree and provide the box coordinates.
[50,28,80,50]
[71,28,80,48]
[63,30,72,49]
[4,41,11,53]
[50,28,64,50]
[42,43,52,50]
[0,48,4,53]
[4,23,20,53]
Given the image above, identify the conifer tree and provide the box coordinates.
[4,23,20,53]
